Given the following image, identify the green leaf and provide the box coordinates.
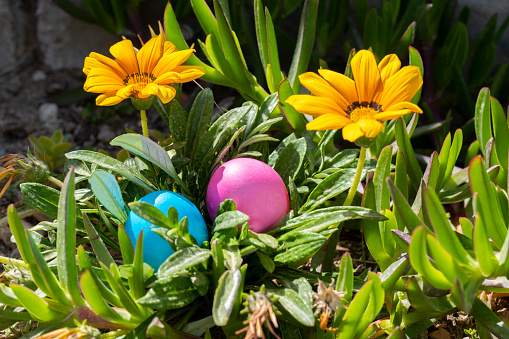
[300,169,365,213]
[405,276,453,312]
[278,78,308,131]
[274,235,326,264]
[119,226,134,265]
[20,183,60,220]
[393,22,416,57]
[469,156,507,248]
[474,214,499,276]
[213,269,243,326]
[423,187,471,265]
[254,0,269,74]
[337,279,374,337]
[387,179,425,233]
[475,88,493,157]
[213,211,250,232]
[257,251,275,273]
[373,146,393,212]
[131,231,145,301]
[471,297,509,338]
[138,276,199,311]
[409,226,452,290]
[408,47,424,104]
[11,285,67,322]
[80,270,131,324]
[213,0,252,90]
[395,118,422,190]
[89,170,127,223]
[273,137,307,186]
[27,232,71,307]
[57,169,84,306]
[269,287,315,327]
[128,201,173,229]
[288,0,318,93]
[111,134,189,194]
[158,247,211,279]
[66,150,156,191]
[491,97,509,174]
[77,246,122,308]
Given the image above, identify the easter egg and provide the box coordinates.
[125,191,208,270]
[206,158,289,233]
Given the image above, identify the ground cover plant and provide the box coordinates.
[2,0,509,338]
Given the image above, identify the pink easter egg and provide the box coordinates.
[206,158,290,233]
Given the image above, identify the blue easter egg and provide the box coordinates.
[125,191,208,270]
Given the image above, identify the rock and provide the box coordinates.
[36,0,118,70]
[97,125,115,143]
[32,70,47,82]
[38,103,58,122]
[0,1,30,72]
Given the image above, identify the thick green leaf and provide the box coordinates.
[409,226,452,290]
[288,0,318,93]
[27,232,71,307]
[138,276,199,310]
[89,170,127,223]
[474,214,499,276]
[274,236,326,264]
[471,297,509,338]
[11,285,67,322]
[423,187,470,265]
[373,146,393,212]
[469,156,507,248]
[57,169,84,306]
[278,78,307,131]
[80,270,131,324]
[405,276,453,312]
[387,179,425,233]
[408,47,424,104]
[395,118,422,190]
[491,97,509,173]
[475,88,492,156]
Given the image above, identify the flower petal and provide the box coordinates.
[152,49,195,77]
[298,72,350,109]
[83,52,126,79]
[116,84,136,99]
[84,68,124,93]
[379,65,422,110]
[286,95,345,117]
[154,67,205,84]
[378,54,401,84]
[140,83,176,103]
[110,39,139,75]
[96,92,125,106]
[318,69,358,108]
[137,34,165,74]
[163,41,178,55]
[342,123,364,142]
[357,119,384,138]
[383,101,422,114]
[351,50,383,102]
[306,113,352,131]
[374,109,412,121]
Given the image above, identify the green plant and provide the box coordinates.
[29,130,72,173]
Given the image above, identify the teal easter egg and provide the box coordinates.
[125,191,208,270]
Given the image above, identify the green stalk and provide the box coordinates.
[140,110,149,138]
[321,146,367,271]
[343,146,366,207]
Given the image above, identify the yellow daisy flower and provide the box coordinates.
[286,50,423,143]
[83,34,205,108]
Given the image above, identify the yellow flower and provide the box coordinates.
[286,50,423,142]
[83,34,205,107]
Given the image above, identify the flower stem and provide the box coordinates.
[140,109,149,138]
[47,176,63,188]
[320,146,367,272]
[343,146,366,207]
